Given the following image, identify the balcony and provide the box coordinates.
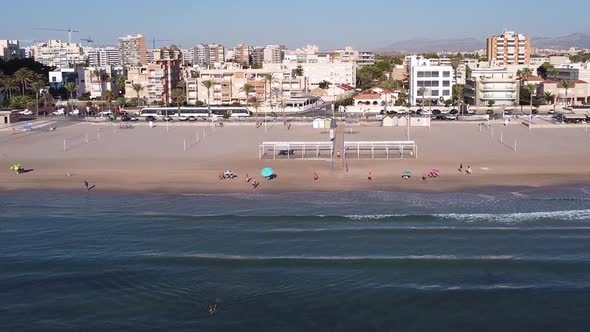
[481,93,516,100]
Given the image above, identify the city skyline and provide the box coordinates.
[2,0,589,50]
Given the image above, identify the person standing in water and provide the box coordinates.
[84,181,89,191]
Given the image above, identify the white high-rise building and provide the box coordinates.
[409,56,454,106]
[32,40,87,68]
[192,44,225,68]
[263,45,286,64]
[87,47,121,67]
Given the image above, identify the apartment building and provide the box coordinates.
[251,47,265,67]
[464,68,519,107]
[192,44,225,68]
[124,66,149,102]
[540,79,590,106]
[334,46,375,67]
[146,59,181,105]
[153,46,183,61]
[263,45,286,64]
[0,40,25,61]
[32,40,87,68]
[408,56,454,106]
[190,68,306,105]
[233,44,250,66]
[264,62,357,90]
[87,47,121,67]
[486,31,531,65]
[118,34,148,66]
[48,67,87,97]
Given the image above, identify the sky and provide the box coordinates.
[2,0,589,50]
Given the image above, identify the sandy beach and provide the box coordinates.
[1,119,590,194]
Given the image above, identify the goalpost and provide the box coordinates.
[63,132,89,152]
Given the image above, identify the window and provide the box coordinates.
[431,71,439,78]
[431,81,439,87]
[442,81,450,87]
[431,90,439,96]
[443,71,450,77]
[443,90,450,96]
[417,81,425,87]
[417,71,425,78]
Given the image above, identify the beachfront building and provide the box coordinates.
[464,68,519,107]
[85,66,120,100]
[153,46,183,61]
[32,40,87,68]
[408,56,454,106]
[124,66,149,103]
[486,31,531,66]
[540,80,590,106]
[548,63,590,83]
[146,59,181,105]
[0,40,25,61]
[87,47,121,67]
[118,34,148,66]
[191,68,306,105]
[48,67,87,97]
[263,45,287,64]
[264,62,357,91]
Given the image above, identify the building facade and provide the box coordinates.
[118,34,147,66]
[146,59,181,105]
[0,40,25,61]
[265,62,357,90]
[233,44,250,66]
[486,31,531,66]
[192,44,225,68]
[124,66,149,103]
[540,80,590,106]
[32,40,87,68]
[464,69,519,107]
[87,47,121,67]
[408,56,454,105]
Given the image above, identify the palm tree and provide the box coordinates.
[0,75,18,99]
[544,92,556,107]
[262,73,276,103]
[116,75,127,96]
[560,80,574,106]
[519,67,533,84]
[102,90,115,111]
[171,88,185,109]
[64,82,77,100]
[454,84,465,114]
[132,83,144,106]
[200,79,214,115]
[294,65,304,77]
[92,69,101,83]
[418,87,428,107]
[240,83,255,105]
[30,81,45,118]
[551,68,559,81]
[526,83,536,126]
[13,68,34,95]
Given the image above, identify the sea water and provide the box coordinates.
[2,187,590,331]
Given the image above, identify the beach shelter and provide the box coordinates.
[382,116,394,127]
[261,167,275,180]
[313,118,325,128]
[402,171,412,179]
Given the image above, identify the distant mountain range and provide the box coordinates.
[376,33,590,53]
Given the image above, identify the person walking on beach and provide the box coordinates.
[368,171,372,181]
[251,178,259,189]
[314,172,319,182]
[84,181,89,191]
[466,166,472,174]
[458,163,463,173]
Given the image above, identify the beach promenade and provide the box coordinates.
[1,120,590,194]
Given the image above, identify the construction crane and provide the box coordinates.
[152,37,172,49]
[34,27,80,44]
[80,36,94,46]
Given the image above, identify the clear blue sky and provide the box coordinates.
[3,0,589,50]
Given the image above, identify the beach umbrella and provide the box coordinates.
[402,171,412,179]
[261,167,274,177]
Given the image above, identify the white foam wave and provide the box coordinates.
[436,209,590,223]
[155,254,521,261]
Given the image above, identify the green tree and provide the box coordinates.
[64,82,77,100]
[0,75,18,99]
[171,88,185,113]
[13,68,34,95]
[537,62,553,80]
[294,65,304,77]
[132,83,144,106]
[240,83,255,104]
[200,79,213,106]
[560,80,574,105]
[544,92,555,106]
[318,80,331,89]
[487,100,496,108]
[116,75,127,95]
[418,87,428,106]
[102,90,115,110]
[262,73,276,103]
[551,68,559,81]
[30,81,45,117]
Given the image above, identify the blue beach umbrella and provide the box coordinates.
[261,167,274,177]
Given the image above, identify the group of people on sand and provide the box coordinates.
[218,171,259,189]
[458,163,472,174]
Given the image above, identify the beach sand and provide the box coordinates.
[1,120,590,194]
